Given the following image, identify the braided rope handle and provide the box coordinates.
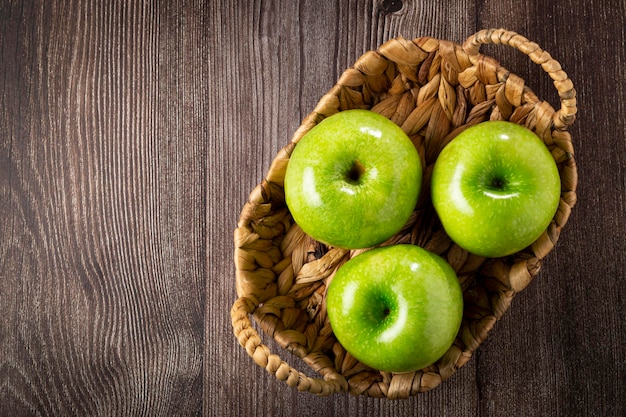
[231,296,348,395]
[462,28,577,130]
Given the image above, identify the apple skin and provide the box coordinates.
[284,109,422,249]
[326,244,463,373]
[431,121,561,258]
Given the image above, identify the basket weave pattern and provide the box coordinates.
[231,29,577,398]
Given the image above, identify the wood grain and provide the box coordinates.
[2,0,625,416]
[1,1,205,415]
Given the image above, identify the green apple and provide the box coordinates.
[326,244,463,373]
[284,109,422,249]
[431,121,561,258]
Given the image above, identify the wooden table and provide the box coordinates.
[2,1,624,416]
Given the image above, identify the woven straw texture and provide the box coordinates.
[231,29,578,398]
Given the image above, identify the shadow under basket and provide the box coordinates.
[231,28,578,398]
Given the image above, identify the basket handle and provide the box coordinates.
[462,28,577,130]
[230,296,348,395]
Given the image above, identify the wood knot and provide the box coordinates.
[379,0,403,14]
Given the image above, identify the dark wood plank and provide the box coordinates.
[1,1,205,415]
[208,1,486,415]
[2,0,625,416]
[474,1,626,416]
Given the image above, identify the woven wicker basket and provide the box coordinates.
[231,29,577,398]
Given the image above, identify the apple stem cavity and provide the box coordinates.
[345,160,366,184]
[489,177,505,190]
